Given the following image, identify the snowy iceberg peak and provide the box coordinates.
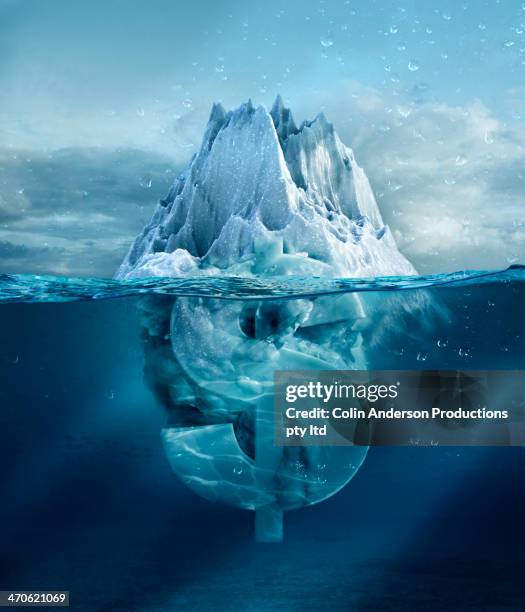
[118,96,414,279]
[270,94,384,227]
[270,94,299,143]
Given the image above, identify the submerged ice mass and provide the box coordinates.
[118,97,416,541]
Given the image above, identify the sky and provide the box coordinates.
[0,0,524,276]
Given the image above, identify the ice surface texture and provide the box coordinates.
[117,95,415,280]
[118,97,417,541]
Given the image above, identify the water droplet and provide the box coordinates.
[139,175,153,189]
[504,40,515,48]
[397,42,407,51]
[408,59,420,71]
[136,107,145,117]
[458,348,470,358]
[390,24,399,34]
[215,64,225,73]
[295,460,306,473]
[484,131,494,144]
[182,99,193,109]
[320,36,334,48]
[233,465,243,475]
[455,155,468,166]
[437,339,449,348]
[417,351,428,362]
[441,51,449,60]
[478,23,486,30]
[426,26,433,34]
[442,12,452,21]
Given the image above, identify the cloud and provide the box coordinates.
[0,147,180,276]
[305,81,525,272]
[0,239,65,259]
[0,81,523,277]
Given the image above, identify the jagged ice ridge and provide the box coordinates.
[117,96,415,280]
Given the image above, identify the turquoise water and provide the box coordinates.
[1,265,523,303]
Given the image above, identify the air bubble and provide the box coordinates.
[139,175,153,189]
[397,106,412,118]
[320,36,334,48]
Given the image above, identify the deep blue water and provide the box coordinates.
[0,268,524,611]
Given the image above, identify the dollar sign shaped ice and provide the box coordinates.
[117,97,416,541]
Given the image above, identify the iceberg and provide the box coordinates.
[117,96,417,541]
[118,95,414,279]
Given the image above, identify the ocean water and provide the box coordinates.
[0,267,524,611]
